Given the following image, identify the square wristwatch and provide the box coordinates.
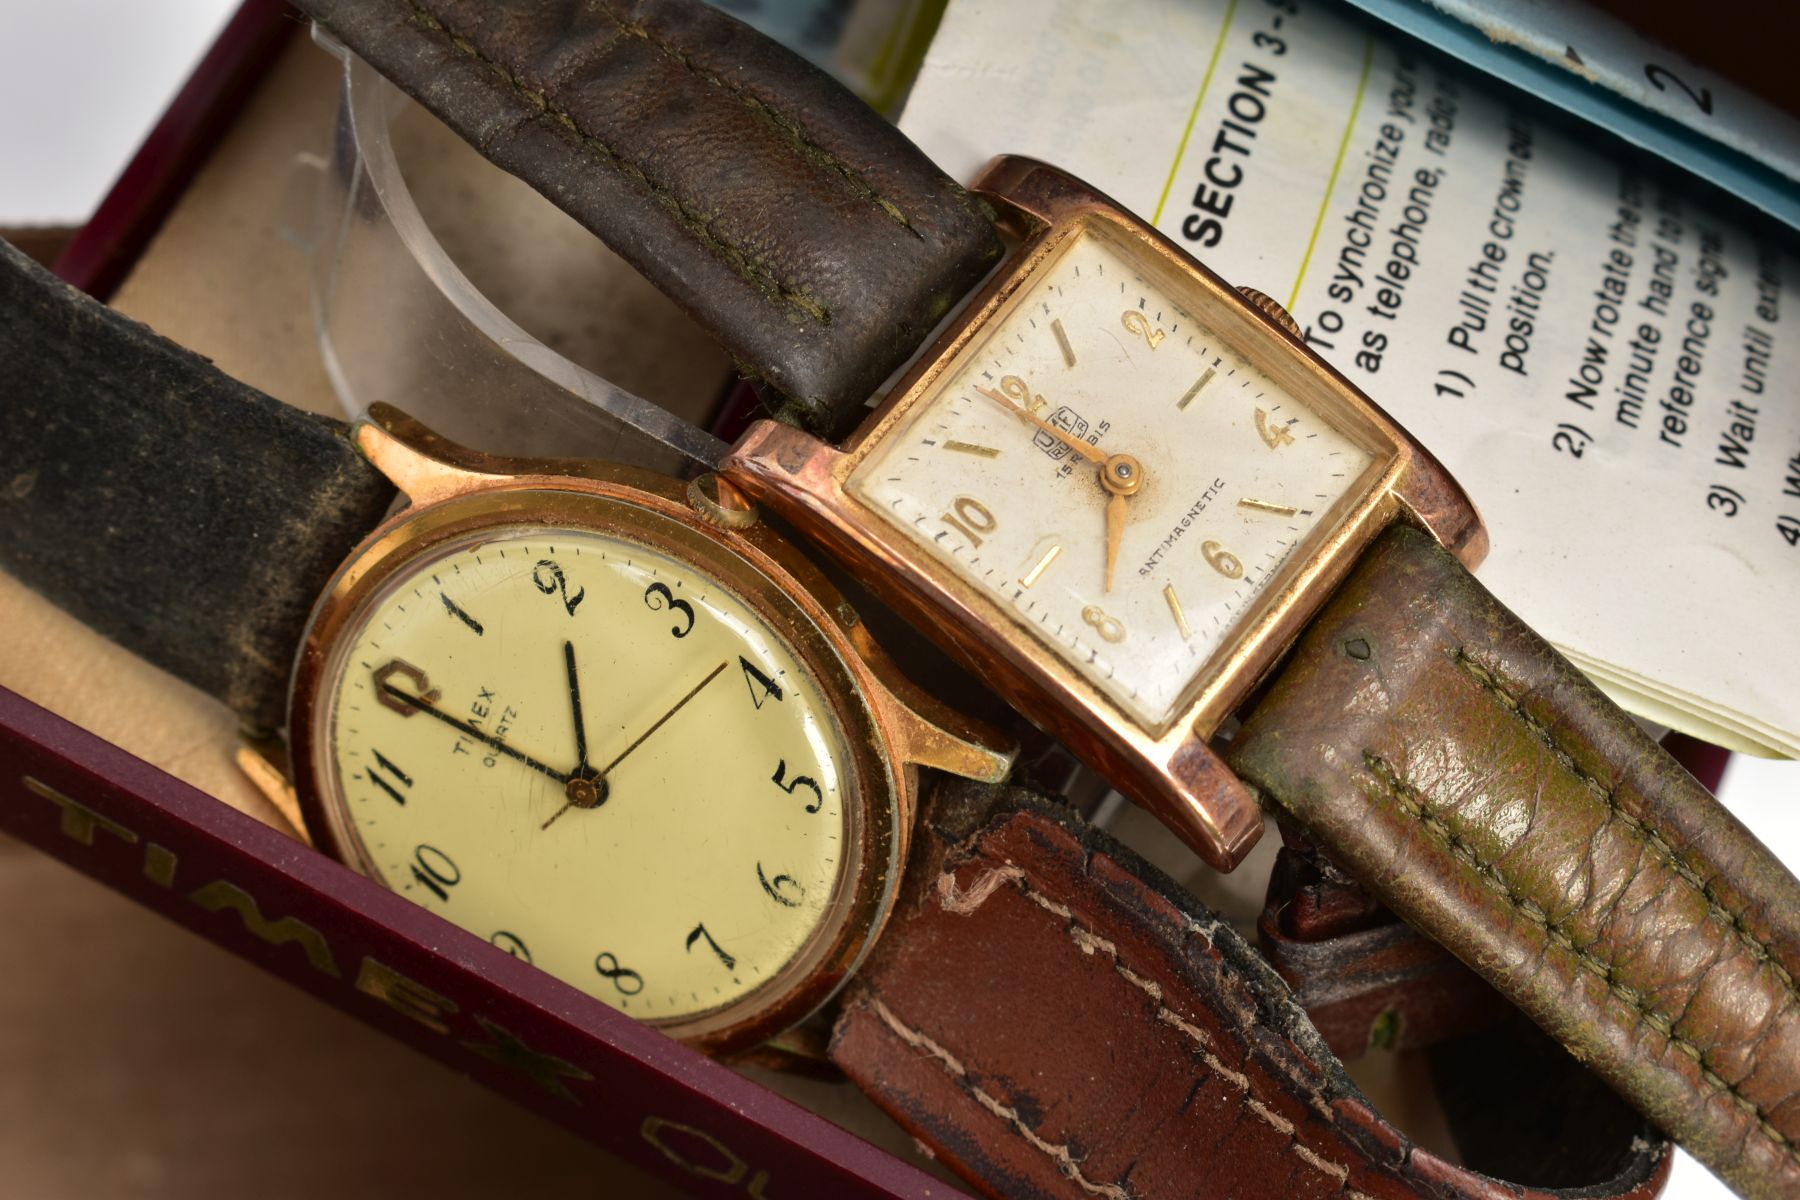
[725,157,1485,870]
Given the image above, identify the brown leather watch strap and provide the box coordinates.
[833,780,1671,1200]
[293,0,1004,439]
[0,239,395,732]
[1228,524,1800,1200]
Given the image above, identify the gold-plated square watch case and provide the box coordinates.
[722,157,1486,872]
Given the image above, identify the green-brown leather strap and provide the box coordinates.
[0,239,395,733]
[1227,524,1800,1200]
[293,0,1004,440]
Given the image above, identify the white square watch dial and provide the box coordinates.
[848,225,1382,730]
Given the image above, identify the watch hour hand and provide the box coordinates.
[1099,454,1144,594]
[973,384,1106,465]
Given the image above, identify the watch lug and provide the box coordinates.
[1393,441,1489,570]
[722,418,844,494]
[354,403,515,506]
[234,736,312,847]
[1154,739,1263,872]
[866,654,1015,785]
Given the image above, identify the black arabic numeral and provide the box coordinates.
[643,582,696,638]
[409,844,461,902]
[771,759,824,814]
[685,922,737,971]
[533,559,585,616]
[594,951,644,995]
[1644,63,1713,115]
[738,656,783,709]
[440,592,485,635]
[490,931,532,963]
[757,863,804,908]
[368,748,412,806]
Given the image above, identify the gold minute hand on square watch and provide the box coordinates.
[220,2,1800,1195]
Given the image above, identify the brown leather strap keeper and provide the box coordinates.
[293,0,1005,439]
[1229,523,1800,1200]
[833,780,1670,1200]
[1259,845,1511,1059]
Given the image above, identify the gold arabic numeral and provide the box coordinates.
[1202,539,1245,579]
[941,495,998,549]
[1000,374,1049,414]
[1121,310,1166,349]
[594,951,644,996]
[1080,604,1127,644]
[1254,407,1295,449]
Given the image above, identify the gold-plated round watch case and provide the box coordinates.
[287,429,910,1056]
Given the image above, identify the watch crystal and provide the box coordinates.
[319,525,854,1025]
[850,227,1381,728]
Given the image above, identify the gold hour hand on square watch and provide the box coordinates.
[286,4,1800,1196]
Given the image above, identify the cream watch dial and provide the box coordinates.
[850,228,1378,729]
[319,525,852,1024]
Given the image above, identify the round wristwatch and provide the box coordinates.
[0,231,1667,1198]
[284,3,1800,1197]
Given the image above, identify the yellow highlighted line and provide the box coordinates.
[1152,0,1240,227]
[1286,35,1374,312]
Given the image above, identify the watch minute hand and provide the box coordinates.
[380,683,569,784]
[973,384,1106,465]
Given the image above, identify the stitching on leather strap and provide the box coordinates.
[913,863,1379,1200]
[865,996,1134,1200]
[594,2,918,234]
[1451,648,1798,995]
[401,2,833,324]
[1363,752,1800,1165]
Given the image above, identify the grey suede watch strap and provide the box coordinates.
[291,0,1005,439]
[0,239,396,732]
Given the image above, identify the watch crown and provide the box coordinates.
[1237,287,1302,339]
[687,472,761,529]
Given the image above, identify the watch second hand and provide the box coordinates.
[379,683,569,783]
[540,660,729,831]
[973,384,1106,465]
